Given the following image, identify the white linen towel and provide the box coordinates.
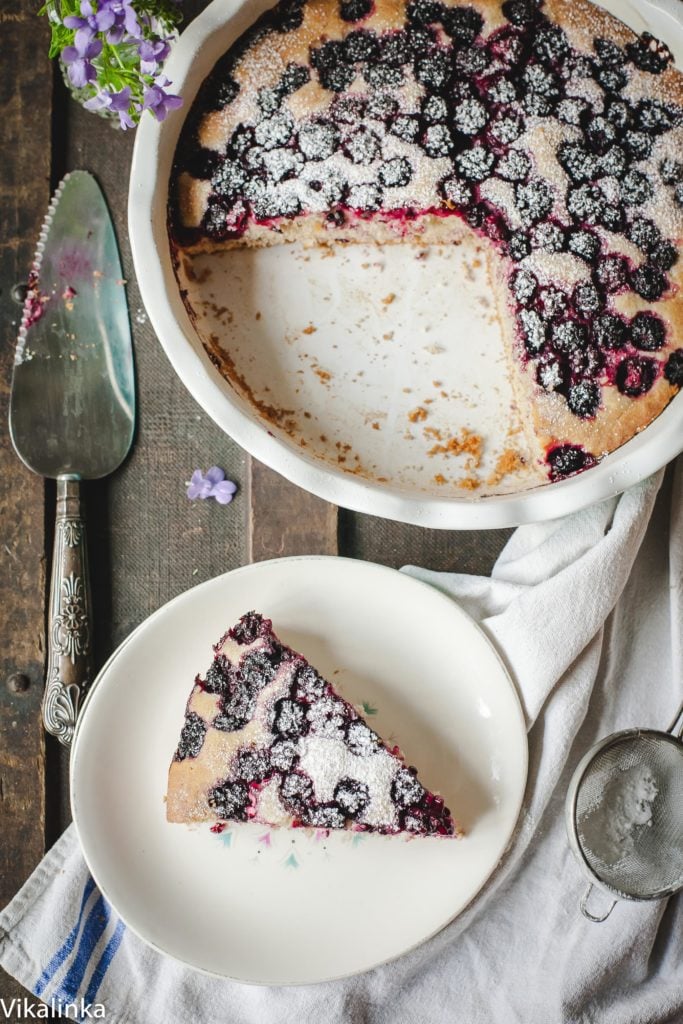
[1,461,681,1024]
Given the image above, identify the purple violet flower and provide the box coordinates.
[61,37,103,88]
[212,479,239,505]
[64,0,115,50]
[187,467,238,504]
[83,85,137,128]
[138,38,171,74]
[82,90,109,111]
[187,469,213,500]
[105,0,141,43]
[108,86,136,128]
[142,76,183,121]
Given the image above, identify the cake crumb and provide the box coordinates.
[487,449,526,486]
[302,324,317,335]
[381,293,396,306]
[458,475,481,491]
[427,428,482,469]
[408,406,428,423]
[372,422,381,430]
[434,474,448,485]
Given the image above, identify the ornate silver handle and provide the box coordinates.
[43,476,93,746]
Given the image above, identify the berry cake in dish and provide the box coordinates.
[166,612,457,836]
[169,0,683,481]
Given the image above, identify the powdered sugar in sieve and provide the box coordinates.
[565,708,683,922]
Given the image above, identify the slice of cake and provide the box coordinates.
[166,611,457,837]
[169,0,683,482]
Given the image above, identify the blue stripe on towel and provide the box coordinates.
[83,917,126,1004]
[34,876,96,996]
[51,894,112,1004]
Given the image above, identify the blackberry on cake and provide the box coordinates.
[170,0,683,482]
[166,612,458,837]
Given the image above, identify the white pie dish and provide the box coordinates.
[129,0,683,529]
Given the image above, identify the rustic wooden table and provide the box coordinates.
[0,0,512,1009]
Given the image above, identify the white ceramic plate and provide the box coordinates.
[129,0,683,529]
[71,557,527,984]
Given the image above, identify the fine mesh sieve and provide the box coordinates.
[566,705,683,922]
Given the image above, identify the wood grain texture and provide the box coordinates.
[339,509,511,575]
[0,0,51,1008]
[248,457,338,560]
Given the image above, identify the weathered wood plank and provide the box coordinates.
[339,509,512,575]
[248,457,338,560]
[0,0,52,1007]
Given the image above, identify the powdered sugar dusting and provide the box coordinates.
[297,736,400,828]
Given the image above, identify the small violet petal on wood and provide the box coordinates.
[187,468,238,504]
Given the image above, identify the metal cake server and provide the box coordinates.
[10,170,135,746]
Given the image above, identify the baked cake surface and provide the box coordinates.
[170,0,683,480]
[166,612,457,837]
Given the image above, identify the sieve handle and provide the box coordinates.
[580,884,616,923]
[666,701,683,738]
